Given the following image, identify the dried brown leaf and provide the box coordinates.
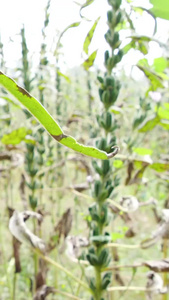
[144,259,169,272]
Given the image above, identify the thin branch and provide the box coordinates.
[33,249,89,291]
[104,262,143,271]
[108,286,159,292]
[105,243,140,249]
[53,288,83,299]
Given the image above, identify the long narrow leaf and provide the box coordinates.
[0,72,118,159]
[83,17,100,54]
[82,50,97,70]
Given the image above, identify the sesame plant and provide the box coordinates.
[1,0,169,299]
[85,0,124,299]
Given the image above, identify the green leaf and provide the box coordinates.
[159,120,169,130]
[83,17,100,55]
[111,232,124,241]
[113,159,123,168]
[137,59,164,91]
[82,50,97,70]
[138,115,160,132]
[157,106,169,120]
[57,70,71,83]
[133,147,153,156]
[1,127,34,145]
[150,0,169,20]
[110,106,123,114]
[150,162,169,172]
[164,103,169,110]
[0,72,117,160]
[122,41,136,54]
[153,57,168,73]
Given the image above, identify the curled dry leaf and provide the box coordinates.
[66,235,89,261]
[120,196,139,212]
[144,259,169,272]
[9,210,46,253]
[8,207,21,273]
[146,271,164,300]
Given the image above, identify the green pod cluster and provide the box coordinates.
[98,248,110,267]
[92,224,100,236]
[96,138,107,152]
[104,50,110,66]
[108,0,122,10]
[26,180,39,191]
[97,112,113,131]
[99,79,121,109]
[92,161,103,176]
[97,76,104,84]
[105,179,114,198]
[86,247,98,266]
[100,204,109,226]
[94,180,102,199]
[37,147,45,156]
[114,49,123,64]
[93,181,109,203]
[88,0,124,296]
[107,10,114,24]
[102,160,111,176]
[92,159,111,177]
[101,272,112,290]
[87,247,110,268]
[89,203,109,227]
[89,203,100,223]
[87,277,96,292]
[115,11,122,25]
[26,167,38,177]
[29,195,38,209]
[105,31,120,49]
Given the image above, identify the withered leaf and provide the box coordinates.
[144,259,169,272]
[9,210,46,253]
[54,208,72,243]
[66,235,89,261]
[8,207,21,273]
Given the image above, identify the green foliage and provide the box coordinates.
[1,127,34,145]
[150,0,169,20]
[0,72,113,159]
[83,17,100,54]
[82,50,98,70]
[133,148,153,156]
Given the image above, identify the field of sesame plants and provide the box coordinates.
[0,0,169,299]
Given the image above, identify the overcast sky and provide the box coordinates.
[0,0,169,75]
